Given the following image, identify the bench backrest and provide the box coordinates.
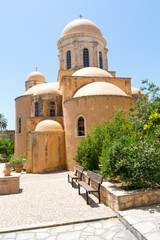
[75,165,84,174]
[87,170,103,184]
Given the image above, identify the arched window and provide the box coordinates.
[18,117,21,134]
[83,48,89,67]
[99,51,103,69]
[50,101,55,116]
[66,50,71,69]
[35,102,39,117]
[77,116,85,136]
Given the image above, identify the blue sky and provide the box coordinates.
[0,0,160,129]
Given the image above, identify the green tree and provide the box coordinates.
[0,114,7,130]
[0,137,14,156]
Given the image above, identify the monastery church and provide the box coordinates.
[15,18,143,173]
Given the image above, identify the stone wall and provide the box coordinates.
[15,95,31,156]
[26,130,65,173]
[63,95,134,171]
[82,172,160,212]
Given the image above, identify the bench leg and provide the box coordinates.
[72,179,74,187]
[86,191,89,205]
[68,174,70,183]
[78,184,80,195]
[98,190,101,203]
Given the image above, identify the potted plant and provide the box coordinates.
[10,153,26,173]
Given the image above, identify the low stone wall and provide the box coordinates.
[82,172,160,212]
[0,173,21,195]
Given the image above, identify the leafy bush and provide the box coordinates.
[74,124,107,170]
[0,137,14,156]
[10,153,26,167]
[100,134,160,189]
[74,110,132,171]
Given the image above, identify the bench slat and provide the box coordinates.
[75,165,83,173]
[78,181,96,192]
[68,172,80,179]
[87,170,103,184]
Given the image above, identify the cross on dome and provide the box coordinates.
[79,14,83,19]
[35,67,38,72]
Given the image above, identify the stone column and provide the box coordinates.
[104,48,108,71]
[93,42,98,67]
[73,41,78,70]
[59,47,64,70]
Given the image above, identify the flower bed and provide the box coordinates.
[82,172,160,212]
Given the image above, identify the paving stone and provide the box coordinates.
[46,236,57,240]
[57,230,81,240]
[94,228,105,235]
[83,226,95,233]
[101,230,116,239]
[36,232,50,239]
[3,232,17,239]
[133,221,157,234]
[144,231,160,240]
[86,236,103,240]
[114,229,137,239]
[88,222,102,229]
[73,223,89,231]
[16,232,35,239]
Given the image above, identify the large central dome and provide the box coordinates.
[61,19,102,38]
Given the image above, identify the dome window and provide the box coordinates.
[50,101,55,117]
[77,116,85,136]
[35,102,39,117]
[66,50,71,69]
[18,117,21,134]
[83,48,89,67]
[99,51,103,69]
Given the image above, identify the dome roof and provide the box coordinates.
[61,19,102,38]
[33,83,61,96]
[73,82,127,98]
[24,83,60,96]
[35,120,63,132]
[131,87,144,95]
[27,71,46,82]
[72,67,113,78]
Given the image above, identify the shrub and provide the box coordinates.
[0,137,14,156]
[10,153,26,168]
[100,134,160,189]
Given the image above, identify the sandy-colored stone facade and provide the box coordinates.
[15,18,142,173]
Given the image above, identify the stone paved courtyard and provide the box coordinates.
[0,163,138,239]
[0,164,116,232]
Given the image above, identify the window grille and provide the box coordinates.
[50,101,55,116]
[35,102,39,117]
[83,48,89,67]
[78,117,85,136]
[99,51,103,69]
[66,50,71,69]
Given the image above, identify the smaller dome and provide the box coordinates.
[33,83,61,95]
[73,82,127,98]
[24,83,45,96]
[72,67,113,78]
[27,71,46,82]
[35,120,63,132]
[61,19,102,38]
[131,87,144,95]
[24,82,60,96]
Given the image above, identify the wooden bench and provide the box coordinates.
[68,165,84,187]
[78,170,103,205]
